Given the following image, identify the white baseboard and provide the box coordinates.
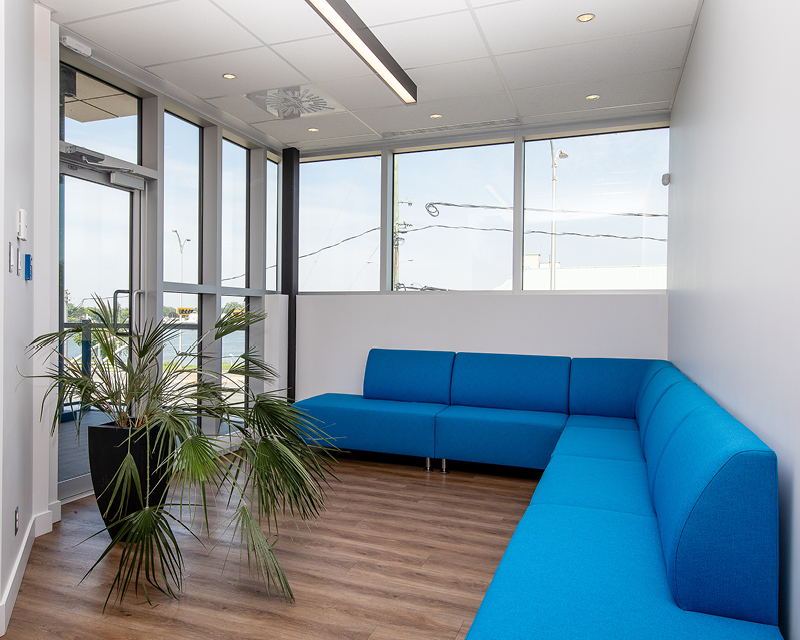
[33,510,53,537]
[0,519,35,636]
[49,500,62,524]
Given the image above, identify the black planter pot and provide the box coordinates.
[87,423,173,540]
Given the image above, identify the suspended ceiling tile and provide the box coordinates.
[497,26,691,90]
[42,0,174,25]
[64,100,117,123]
[68,0,262,67]
[409,58,505,102]
[211,0,332,44]
[512,68,682,118]
[272,35,371,83]
[371,11,489,69]
[86,94,139,117]
[148,48,307,100]
[346,0,469,27]
[475,0,700,55]
[520,102,672,126]
[253,112,375,144]
[352,92,516,134]
[205,95,278,124]
[316,75,405,111]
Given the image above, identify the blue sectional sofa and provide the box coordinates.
[296,350,782,639]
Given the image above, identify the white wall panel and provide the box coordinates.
[668,0,800,637]
[296,292,668,400]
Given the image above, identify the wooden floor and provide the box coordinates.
[7,455,538,640]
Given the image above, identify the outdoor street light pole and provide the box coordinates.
[172,230,190,353]
[550,141,568,291]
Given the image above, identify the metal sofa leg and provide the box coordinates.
[440,458,449,474]
[424,457,433,472]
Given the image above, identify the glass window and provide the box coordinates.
[266,159,279,291]
[221,140,249,288]
[162,292,199,370]
[392,144,514,291]
[299,156,381,292]
[523,129,669,290]
[60,64,140,164]
[164,114,201,285]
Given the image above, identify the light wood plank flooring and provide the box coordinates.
[7,455,539,640]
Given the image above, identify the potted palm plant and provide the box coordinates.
[28,296,335,609]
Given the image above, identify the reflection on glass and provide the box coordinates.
[266,159,279,291]
[299,156,381,292]
[60,64,139,164]
[222,140,248,288]
[523,129,669,290]
[63,176,131,322]
[162,292,199,371]
[164,114,200,284]
[393,144,514,291]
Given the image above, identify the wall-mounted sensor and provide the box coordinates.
[60,35,92,57]
[662,173,671,186]
[17,209,28,241]
[25,255,32,281]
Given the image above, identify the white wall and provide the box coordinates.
[668,0,800,637]
[0,2,57,633]
[0,0,36,632]
[296,292,668,400]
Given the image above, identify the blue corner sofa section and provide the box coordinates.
[296,349,782,640]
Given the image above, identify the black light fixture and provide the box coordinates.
[305,0,417,104]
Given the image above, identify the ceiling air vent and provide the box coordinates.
[382,118,521,139]
[246,85,344,120]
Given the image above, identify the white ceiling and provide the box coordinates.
[40,0,702,152]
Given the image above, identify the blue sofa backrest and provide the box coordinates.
[363,348,455,405]
[636,365,690,439]
[652,404,779,625]
[641,381,718,495]
[569,358,656,418]
[450,352,570,413]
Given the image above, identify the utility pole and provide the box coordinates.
[172,229,190,353]
[550,141,568,291]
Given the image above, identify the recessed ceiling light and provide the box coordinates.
[222,73,237,80]
[308,128,320,132]
[577,13,595,22]
[585,94,600,100]
[430,114,443,119]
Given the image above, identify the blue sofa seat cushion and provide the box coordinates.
[295,393,444,458]
[652,405,779,625]
[532,455,653,517]
[450,352,571,413]
[569,358,655,418]
[466,504,782,640]
[553,426,644,462]
[565,414,638,430]
[362,348,455,404]
[434,405,567,469]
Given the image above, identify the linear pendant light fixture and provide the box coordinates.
[305,0,417,104]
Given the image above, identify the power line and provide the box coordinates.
[425,201,668,218]
[401,224,666,243]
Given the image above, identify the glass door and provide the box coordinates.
[57,174,132,499]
